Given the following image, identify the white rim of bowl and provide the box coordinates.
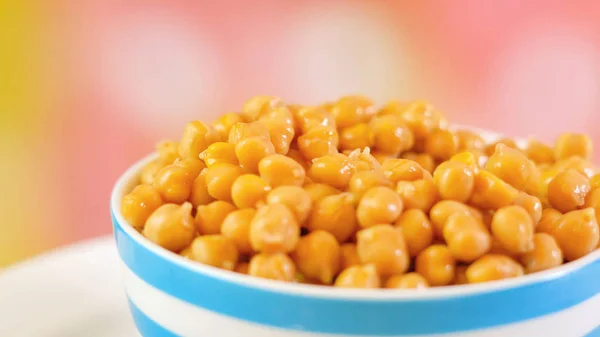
[111,141,600,301]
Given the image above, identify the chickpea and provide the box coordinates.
[221,208,256,254]
[235,137,276,173]
[195,200,236,235]
[121,185,163,230]
[430,200,483,238]
[178,121,219,159]
[334,264,381,288]
[433,161,475,203]
[153,164,195,204]
[386,273,429,289]
[309,154,356,189]
[340,243,361,269]
[190,235,238,271]
[424,129,458,161]
[357,225,409,276]
[303,183,340,204]
[156,140,179,163]
[369,115,414,155]
[549,208,599,261]
[180,245,193,259]
[248,253,296,282]
[330,96,372,129]
[292,230,341,284]
[241,95,283,122]
[348,170,393,201]
[307,193,357,243]
[547,169,591,213]
[415,244,456,286]
[452,265,469,285]
[449,151,479,168]
[485,144,540,195]
[377,99,407,116]
[394,209,433,257]
[204,163,243,202]
[536,208,562,233]
[234,262,250,274]
[228,121,271,145]
[443,213,491,262]
[199,142,238,167]
[491,205,534,254]
[400,100,448,140]
[266,186,312,224]
[250,204,300,253]
[396,179,438,212]
[230,174,270,209]
[520,233,563,273]
[525,139,554,165]
[140,160,167,185]
[553,156,596,179]
[402,152,435,173]
[339,123,375,151]
[466,254,523,283]
[485,138,517,157]
[513,192,542,225]
[356,186,404,228]
[297,127,339,161]
[173,158,206,178]
[591,174,600,190]
[296,106,337,134]
[260,117,295,155]
[469,170,519,210]
[286,149,309,171]
[584,188,600,220]
[455,130,485,152]
[143,203,196,252]
[258,154,305,187]
[188,171,214,207]
[211,112,244,140]
[554,133,592,161]
[382,159,430,183]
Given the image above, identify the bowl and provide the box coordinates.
[111,146,600,337]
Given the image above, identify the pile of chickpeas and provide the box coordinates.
[121,96,600,289]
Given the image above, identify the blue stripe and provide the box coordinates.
[128,297,180,337]
[113,211,600,336]
[585,324,600,337]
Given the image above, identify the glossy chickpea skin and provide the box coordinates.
[547,169,591,213]
[386,273,430,289]
[231,174,270,209]
[525,139,555,165]
[591,174,600,190]
[250,204,300,253]
[203,163,243,202]
[469,170,519,210]
[178,121,219,159]
[121,185,163,230]
[554,133,593,160]
[456,130,485,152]
[549,208,599,261]
[369,115,414,155]
[248,253,296,282]
[297,127,339,161]
[402,152,436,173]
[430,200,483,238]
[395,209,433,257]
[584,188,600,220]
[399,100,448,140]
[189,171,214,207]
[536,208,562,233]
[190,235,239,271]
[330,96,372,129]
[221,208,256,254]
[309,154,356,189]
[140,160,167,185]
[396,179,438,212]
[357,186,404,228]
[424,129,458,161]
[466,254,524,283]
[491,205,534,254]
[212,112,244,140]
[433,161,475,203]
[415,244,456,286]
[334,264,381,288]
[228,121,271,145]
[200,142,239,167]
[153,164,196,204]
[443,213,491,262]
[513,192,542,225]
[485,144,540,195]
[382,159,430,183]
[357,225,410,276]
[339,123,374,151]
[296,106,336,134]
[143,203,196,252]
[234,137,276,174]
[260,116,295,155]
[340,243,361,269]
[303,183,340,204]
[266,186,312,224]
[258,154,306,187]
[307,193,357,243]
[195,200,236,235]
[292,230,341,284]
[485,138,517,157]
[520,233,563,273]
[348,170,393,201]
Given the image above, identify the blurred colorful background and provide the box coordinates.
[2,0,600,266]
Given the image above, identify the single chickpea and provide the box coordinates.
[143,203,196,252]
[584,188,600,221]
[248,252,296,282]
[188,171,214,207]
[429,200,483,238]
[228,121,271,145]
[484,138,518,157]
[178,121,219,159]
[190,235,238,271]
[553,156,596,178]
[396,179,438,212]
[266,186,312,224]
[339,123,375,151]
[433,161,474,203]
[257,104,295,127]
[369,115,414,155]
[297,127,339,161]
[235,137,276,173]
[356,186,404,228]
[140,160,167,185]
[491,205,535,254]
[424,129,458,161]
[513,192,542,225]
[549,208,599,261]
[330,96,372,129]
[241,95,283,122]
[250,204,300,253]
[485,144,540,195]
[303,183,341,204]
[292,230,341,284]
[156,140,180,164]
[449,151,479,168]
[402,152,435,173]
[234,262,250,274]
[554,133,593,161]
[591,174,600,190]
[340,243,361,269]
[260,117,295,155]
[153,164,195,203]
[195,200,236,235]
[221,208,256,255]
[443,213,491,262]
[287,149,309,171]
[415,244,456,286]
[121,185,163,230]
[199,142,239,167]
[525,139,555,165]
[296,106,337,134]
[309,154,356,189]
[334,264,381,288]
[204,163,243,202]
[547,169,591,213]
[386,273,430,289]
[455,130,485,152]
[258,154,306,187]
[173,158,206,178]
[466,254,524,283]
[394,209,433,257]
[382,159,430,183]
[536,208,562,233]
[452,265,469,285]
[377,99,407,116]
[307,193,358,243]
[230,174,270,209]
[211,112,244,141]
[357,225,409,276]
[520,233,563,273]
[348,170,393,201]
[469,170,519,210]
[400,100,448,140]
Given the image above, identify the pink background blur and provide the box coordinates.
[2,0,600,266]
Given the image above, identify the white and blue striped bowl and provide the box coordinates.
[111,153,600,337]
